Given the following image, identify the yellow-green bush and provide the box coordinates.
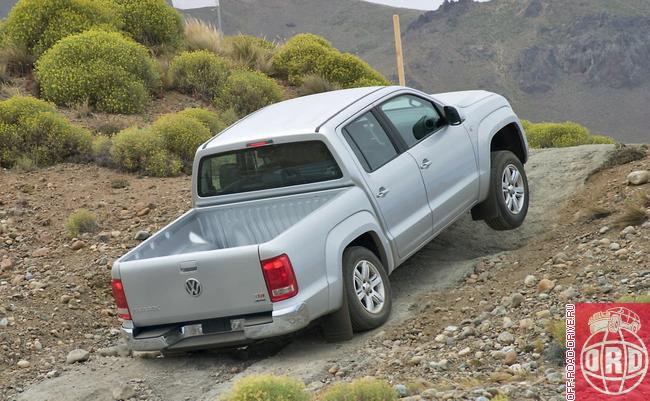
[273,33,389,87]
[318,53,389,88]
[0,96,92,168]
[109,108,223,176]
[227,375,310,401]
[224,34,276,74]
[318,378,398,401]
[272,33,336,85]
[149,113,212,168]
[66,208,99,237]
[110,127,182,177]
[169,50,230,99]
[114,0,183,51]
[2,0,121,58]
[35,30,161,114]
[216,70,283,117]
[175,107,226,135]
[522,120,615,148]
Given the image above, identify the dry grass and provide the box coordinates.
[584,202,612,220]
[614,202,649,227]
[183,17,222,54]
[224,35,275,75]
[298,74,341,96]
[636,191,650,208]
[73,100,93,118]
[588,144,648,179]
[0,42,35,76]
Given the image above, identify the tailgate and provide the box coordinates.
[119,245,272,327]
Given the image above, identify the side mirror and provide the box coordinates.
[444,106,463,126]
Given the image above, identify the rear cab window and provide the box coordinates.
[198,141,343,197]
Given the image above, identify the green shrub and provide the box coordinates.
[522,120,615,148]
[35,30,161,114]
[169,51,230,99]
[217,70,283,117]
[547,319,566,348]
[227,375,310,401]
[224,34,276,74]
[184,17,222,54]
[175,108,226,135]
[66,208,99,237]
[149,112,212,168]
[273,33,389,87]
[617,295,650,303]
[3,0,121,58]
[110,127,182,177]
[318,379,398,401]
[272,33,335,85]
[318,52,389,88]
[114,0,183,51]
[0,96,92,168]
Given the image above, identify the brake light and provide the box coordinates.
[246,139,273,148]
[261,254,298,302]
[111,279,132,320]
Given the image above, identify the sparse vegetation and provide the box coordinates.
[226,375,310,401]
[216,70,283,117]
[110,178,130,189]
[224,34,276,74]
[0,41,35,76]
[35,30,161,114]
[183,17,222,54]
[318,378,398,401]
[547,319,566,348]
[0,96,92,168]
[614,202,649,227]
[298,74,340,96]
[65,208,99,237]
[522,120,615,148]
[617,295,650,303]
[113,0,184,52]
[169,50,230,100]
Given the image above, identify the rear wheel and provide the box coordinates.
[485,150,529,230]
[343,246,392,331]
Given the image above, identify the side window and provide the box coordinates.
[380,95,444,148]
[343,112,398,172]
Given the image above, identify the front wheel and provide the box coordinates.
[343,246,392,332]
[484,150,529,230]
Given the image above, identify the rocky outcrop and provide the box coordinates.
[515,13,650,93]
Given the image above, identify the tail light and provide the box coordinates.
[261,254,298,302]
[111,279,132,320]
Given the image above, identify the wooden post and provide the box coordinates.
[393,14,406,86]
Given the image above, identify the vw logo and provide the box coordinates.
[185,278,202,297]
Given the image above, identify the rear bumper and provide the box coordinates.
[122,303,309,351]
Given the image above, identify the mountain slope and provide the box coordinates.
[214,0,650,143]
[2,0,648,142]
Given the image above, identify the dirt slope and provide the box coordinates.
[5,144,615,401]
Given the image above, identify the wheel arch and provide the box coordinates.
[325,211,393,312]
[490,122,528,164]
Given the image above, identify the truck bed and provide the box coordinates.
[122,189,343,262]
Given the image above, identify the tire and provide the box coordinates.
[484,150,529,231]
[343,246,392,332]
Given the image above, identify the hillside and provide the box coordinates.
[1,0,647,142]
[213,0,649,143]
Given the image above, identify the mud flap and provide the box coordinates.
[321,290,354,342]
[471,194,499,221]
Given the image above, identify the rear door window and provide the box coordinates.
[198,141,342,197]
[343,112,398,172]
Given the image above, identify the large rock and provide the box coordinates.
[112,383,136,400]
[66,349,90,364]
[627,171,650,186]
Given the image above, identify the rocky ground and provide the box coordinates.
[1,144,648,401]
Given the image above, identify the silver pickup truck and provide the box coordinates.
[111,86,529,352]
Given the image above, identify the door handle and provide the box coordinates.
[376,187,389,198]
[420,158,432,169]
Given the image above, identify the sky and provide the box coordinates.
[363,0,490,11]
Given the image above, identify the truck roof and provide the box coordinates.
[203,86,387,149]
